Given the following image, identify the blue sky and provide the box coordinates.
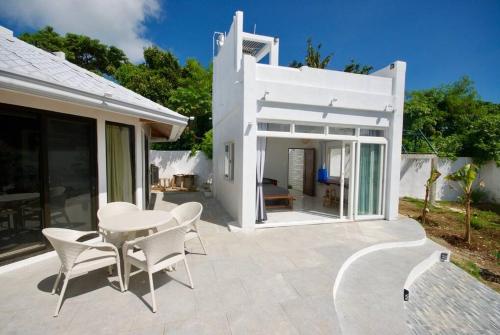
[1,0,499,102]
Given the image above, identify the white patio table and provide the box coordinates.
[98,210,174,235]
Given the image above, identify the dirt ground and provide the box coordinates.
[399,197,500,292]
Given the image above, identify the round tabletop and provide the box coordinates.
[98,210,174,233]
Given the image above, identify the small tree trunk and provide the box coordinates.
[465,197,472,244]
[422,186,430,225]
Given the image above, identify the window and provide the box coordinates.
[329,147,342,178]
[224,142,234,181]
[360,129,384,137]
[328,127,355,136]
[294,124,324,134]
[257,122,291,132]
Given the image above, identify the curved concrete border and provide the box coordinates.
[403,249,450,300]
[332,237,428,302]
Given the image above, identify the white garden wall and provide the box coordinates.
[149,150,212,187]
[400,154,499,203]
[152,151,499,204]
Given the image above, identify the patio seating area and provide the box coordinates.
[0,192,498,334]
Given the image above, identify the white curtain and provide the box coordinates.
[256,124,267,222]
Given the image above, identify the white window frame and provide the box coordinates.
[224,142,234,181]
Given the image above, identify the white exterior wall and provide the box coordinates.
[479,161,500,203]
[213,11,406,229]
[399,154,435,199]
[212,12,246,225]
[150,150,212,186]
[0,89,149,210]
[399,155,500,204]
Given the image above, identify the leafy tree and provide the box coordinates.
[446,163,480,244]
[344,60,373,74]
[404,77,500,165]
[192,129,213,159]
[289,38,333,69]
[20,26,128,75]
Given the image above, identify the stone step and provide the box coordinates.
[334,239,447,335]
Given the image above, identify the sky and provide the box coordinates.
[0,0,499,102]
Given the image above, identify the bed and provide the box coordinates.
[262,178,294,209]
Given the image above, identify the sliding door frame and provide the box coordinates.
[0,103,99,262]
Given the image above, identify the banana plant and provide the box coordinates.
[446,163,480,244]
[422,167,441,225]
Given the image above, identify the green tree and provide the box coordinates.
[446,164,480,244]
[403,77,500,165]
[289,38,333,69]
[20,26,128,75]
[344,60,373,74]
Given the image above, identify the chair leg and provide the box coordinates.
[124,261,131,291]
[115,256,124,292]
[148,272,157,313]
[197,234,208,255]
[51,266,63,295]
[54,274,70,317]
[183,258,194,289]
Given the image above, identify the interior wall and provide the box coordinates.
[288,149,304,191]
[264,137,343,199]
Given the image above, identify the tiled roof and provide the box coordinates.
[0,27,187,124]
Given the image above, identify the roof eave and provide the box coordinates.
[0,70,189,129]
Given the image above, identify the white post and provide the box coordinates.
[240,55,258,230]
[383,61,406,220]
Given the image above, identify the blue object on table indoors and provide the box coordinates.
[318,168,328,182]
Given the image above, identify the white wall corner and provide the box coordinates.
[385,61,407,220]
[240,55,258,230]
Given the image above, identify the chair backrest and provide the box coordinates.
[97,202,139,221]
[42,228,89,271]
[134,225,187,268]
[170,202,203,228]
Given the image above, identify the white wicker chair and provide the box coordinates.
[123,224,194,313]
[43,228,124,317]
[97,202,140,246]
[167,202,206,255]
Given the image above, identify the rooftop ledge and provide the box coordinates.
[256,64,393,96]
[255,64,395,112]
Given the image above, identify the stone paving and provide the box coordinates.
[0,191,498,334]
[405,261,500,335]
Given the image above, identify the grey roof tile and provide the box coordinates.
[0,30,186,121]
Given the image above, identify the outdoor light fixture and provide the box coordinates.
[329,98,338,106]
[440,252,449,262]
[403,289,409,301]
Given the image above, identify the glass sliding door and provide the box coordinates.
[46,116,97,230]
[341,142,354,219]
[106,122,135,203]
[357,143,385,216]
[0,110,43,261]
[0,104,98,263]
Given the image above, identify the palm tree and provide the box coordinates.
[445,163,479,244]
[289,38,333,69]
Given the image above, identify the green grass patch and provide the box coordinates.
[402,197,424,209]
[452,259,481,279]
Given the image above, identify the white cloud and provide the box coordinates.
[0,0,161,62]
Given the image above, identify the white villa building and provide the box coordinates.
[0,26,187,263]
[212,12,406,230]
